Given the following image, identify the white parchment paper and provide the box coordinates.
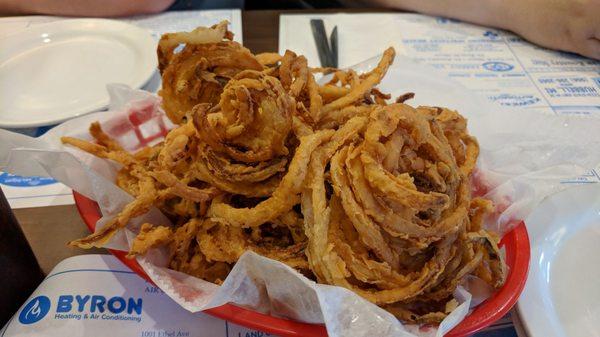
[2,57,600,337]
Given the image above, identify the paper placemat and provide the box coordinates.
[1,254,268,337]
[0,254,525,337]
[280,13,600,116]
[0,9,242,209]
[279,12,600,185]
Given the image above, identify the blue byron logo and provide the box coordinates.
[482,61,514,72]
[18,296,51,324]
[0,172,56,187]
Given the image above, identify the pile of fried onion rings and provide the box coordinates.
[62,21,506,324]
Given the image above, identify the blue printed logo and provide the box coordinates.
[0,172,57,187]
[483,31,499,39]
[19,296,51,324]
[489,94,540,107]
[482,62,514,72]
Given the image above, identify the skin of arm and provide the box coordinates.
[362,0,600,59]
[0,0,176,17]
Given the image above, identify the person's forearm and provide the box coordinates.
[0,0,175,17]
[364,0,516,31]
[362,0,600,60]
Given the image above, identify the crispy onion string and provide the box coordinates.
[302,105,505,321]
[63,22,507,324]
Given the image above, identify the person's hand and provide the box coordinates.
[505,0,600,59]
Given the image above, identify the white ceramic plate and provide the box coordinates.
[0,19,156,128]
[517,183,600,337]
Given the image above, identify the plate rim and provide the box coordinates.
[516,183,600,337]
[0,18,157,128]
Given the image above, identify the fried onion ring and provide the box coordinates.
[301,104,505,320]
[159,22,263,124]
[65,23,507,325]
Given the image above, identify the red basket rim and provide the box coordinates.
[73,191,529,337]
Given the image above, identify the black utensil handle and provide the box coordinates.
[330,26,339,68]
[310,19,334,67]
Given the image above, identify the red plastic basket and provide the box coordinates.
[73,191,529,337]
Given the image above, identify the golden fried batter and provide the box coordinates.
[63,22,506,325]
